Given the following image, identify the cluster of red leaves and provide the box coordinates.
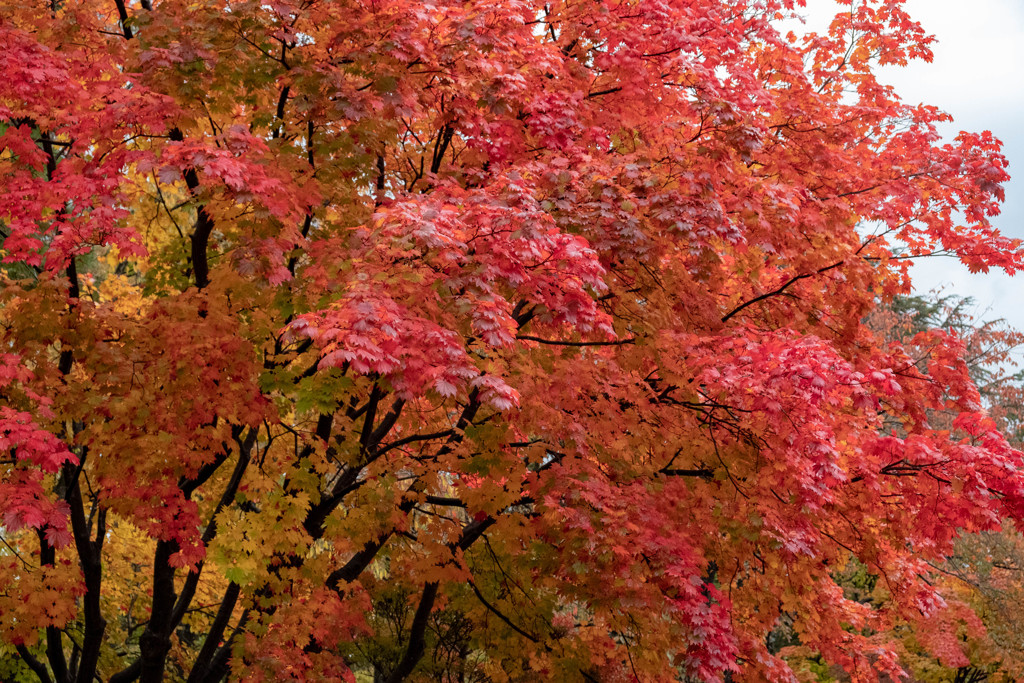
[0,354,76,547]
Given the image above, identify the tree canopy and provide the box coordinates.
[0,0,1022,681]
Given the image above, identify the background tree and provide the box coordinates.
[0,1,1023,682]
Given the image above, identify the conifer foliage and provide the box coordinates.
[0,0,1020,681]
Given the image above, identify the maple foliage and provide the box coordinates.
[0,0,1021,681]
[801,297,1024,683]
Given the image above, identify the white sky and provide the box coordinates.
[795,0,1024,328]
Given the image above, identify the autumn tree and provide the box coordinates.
[774,295,1024,681]
[835,296,1024,683]
[0,0,1022,681]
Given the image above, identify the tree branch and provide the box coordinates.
[467,580,541,644]
[185,582,241,683]
[660,468,714,479]
[167,128,215,290]
[111,0,134,39]
[138,540,177,683]
[383,582,439,683]
[16,644,53,683]
[517,335,635,347]
[720,261,845,323]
